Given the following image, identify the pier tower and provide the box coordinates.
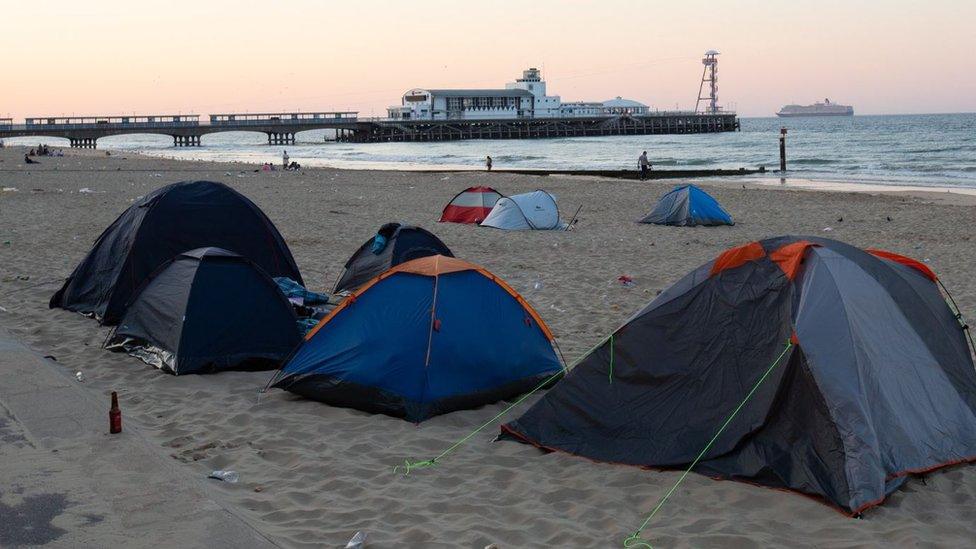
[507,68,561,118]
[696,50,720,114]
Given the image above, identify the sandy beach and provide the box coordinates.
[1,145,975,548]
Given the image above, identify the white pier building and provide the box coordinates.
[387,68,648,121]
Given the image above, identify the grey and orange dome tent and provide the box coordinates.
[504,236,976,515]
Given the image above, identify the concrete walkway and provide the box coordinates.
[0,328,279,548]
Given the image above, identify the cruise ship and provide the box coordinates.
[776,99,853,117]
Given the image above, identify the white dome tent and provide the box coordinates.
[480,190,567,231]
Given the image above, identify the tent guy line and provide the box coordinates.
[622,339,795,549]
[393,365,567,476]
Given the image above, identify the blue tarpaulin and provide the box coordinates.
[274,277,331,306]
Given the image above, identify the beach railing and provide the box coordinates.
[208,112,359,126]
[23,115,201,130]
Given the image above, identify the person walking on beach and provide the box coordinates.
[638,150,651,181]
[282,150,289,169]
[486,155,493,171]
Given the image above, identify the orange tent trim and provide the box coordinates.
[770,240,818,280]
[304,255,556,342]
[866,249,938,282]
[709,241,766,276]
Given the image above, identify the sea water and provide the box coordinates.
[14,113,976,188]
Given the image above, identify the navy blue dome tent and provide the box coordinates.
[106,248,301,375]
[333,223,453,294]
[51,180,303,324]
[504,236,976,515]
[273,255,564,422]
[638,184,733,226]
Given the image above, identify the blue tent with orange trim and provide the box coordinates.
[270,255,564,422]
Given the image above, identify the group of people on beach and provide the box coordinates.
[259,151,301,172]
[23,144,64,164]
[282,150,301,171]
[30,144,61,156]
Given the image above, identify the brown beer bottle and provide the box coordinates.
[109,391,122,434]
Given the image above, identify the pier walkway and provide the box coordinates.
[0,112,358,148]
[341,112,739,143]
[0,111,738,148]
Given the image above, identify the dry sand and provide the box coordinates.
[1,145,975,548]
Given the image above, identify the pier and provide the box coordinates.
[0,112,358,148]
[0,111,738,148]
[343,112,738,143]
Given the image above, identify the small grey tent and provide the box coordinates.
[333,223,453,294]
[106,248,301,375]
[480,190,566,230]
[639,184,734,226]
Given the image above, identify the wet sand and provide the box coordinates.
[1,146,974,547]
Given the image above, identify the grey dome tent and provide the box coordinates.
[106,248,301,375]
[333,223,453,294]
[480,190,566,230]
[639,184,734,226]
[51,180,303,325]
[504,236,976,515]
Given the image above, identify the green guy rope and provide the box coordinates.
[394,329,621,475]
[394,368,565,475]
[622,340,795,549]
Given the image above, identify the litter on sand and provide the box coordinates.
[345,531,367,548]
[208,470,240,483]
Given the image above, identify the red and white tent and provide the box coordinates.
[439,186,504,224]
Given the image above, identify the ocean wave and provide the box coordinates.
[903,145,975,154]
[790,158,841,165]
[492,154,546,161]
[647,158,712,166]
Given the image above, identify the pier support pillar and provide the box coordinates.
[267,132,296,146]
[172,135,202,147]
[69,137,97,149]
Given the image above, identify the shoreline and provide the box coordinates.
[4,144,975,206]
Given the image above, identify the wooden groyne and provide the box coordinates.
[434,167,765,180]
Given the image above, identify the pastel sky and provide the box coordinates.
[3,0,974,119]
